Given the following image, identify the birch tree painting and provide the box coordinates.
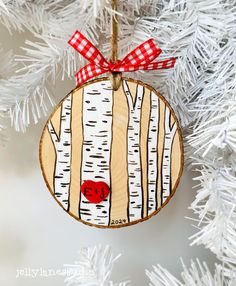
[40,78,183,228]
[122,80,144,222]
[47,94,72,211]
[162,106,177,204]
[79,81,113,226]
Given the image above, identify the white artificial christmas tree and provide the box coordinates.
[0,0,235,284]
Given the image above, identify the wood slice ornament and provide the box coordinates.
[40,77,184,228]
[40,2,183,228]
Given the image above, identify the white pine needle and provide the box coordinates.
[63,245,129,286]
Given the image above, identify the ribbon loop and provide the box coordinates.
[120,39,162,67]
[68,31,176,87]
[68,31,109,68]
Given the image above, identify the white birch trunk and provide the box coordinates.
[147,92,159,215]
[122,80,144,222]
[80,81,113,226]
[47,94,72,211]
[162,106,177,204]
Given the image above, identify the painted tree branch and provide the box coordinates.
[147,91,159,215]
[80,81,113,226]
[122,79,144,222]
[47,94,72,211]
[162,106,177,203]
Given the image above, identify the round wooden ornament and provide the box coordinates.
[39,77,184,228]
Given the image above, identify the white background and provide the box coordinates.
[0,26,217,286]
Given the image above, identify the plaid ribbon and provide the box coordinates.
[68,31,176,87]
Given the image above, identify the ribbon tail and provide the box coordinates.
[75,63,107,86]
[138,58,177,70]
[114,58,176,73]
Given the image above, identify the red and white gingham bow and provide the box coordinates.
[68,31,176,87]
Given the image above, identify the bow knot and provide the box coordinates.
[108,60,122,71]
[68,31,176,87]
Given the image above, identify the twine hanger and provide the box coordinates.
[109,0,122,91]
